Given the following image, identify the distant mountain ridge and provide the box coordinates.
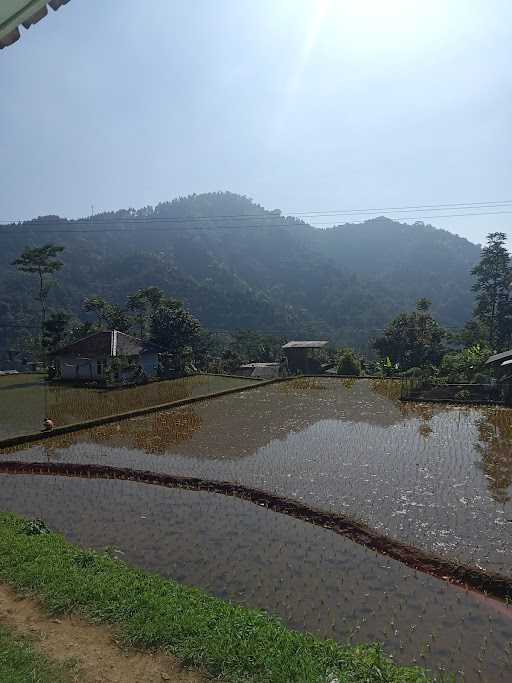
[0,192,481,353]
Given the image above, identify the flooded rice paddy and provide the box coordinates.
[1,377,512,680]
[0,373,249,439]
[5,378,511,575]
[0,473,511,682]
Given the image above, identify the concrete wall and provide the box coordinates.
[56,352,159,382]
[58,356,99,381]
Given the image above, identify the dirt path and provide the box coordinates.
[0,584,210,683]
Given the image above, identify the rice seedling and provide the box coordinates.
[1,377,511,681]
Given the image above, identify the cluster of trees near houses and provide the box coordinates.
[10,231,512,381]
[10,243,285,376]
[363,232,512,382]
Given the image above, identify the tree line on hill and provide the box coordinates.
[7,230,511,384]
[0,192,480,364]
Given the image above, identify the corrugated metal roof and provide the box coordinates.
[485,349,512,365]
[0,0,70,50]
[282,341,329,349]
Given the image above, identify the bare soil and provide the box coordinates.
[0,584,209,683]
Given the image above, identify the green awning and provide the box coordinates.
[0,0,70,49]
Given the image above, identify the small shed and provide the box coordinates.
[282,340,329,374]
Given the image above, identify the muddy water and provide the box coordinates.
[0,473,510,682]
[5,379,511,575]
[0,374,250,439]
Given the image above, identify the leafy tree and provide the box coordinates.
[193,330,223,371]
[373,299,446,370]
[220,348,242,373]
[42,312,72,351]
[11,244,64,329]
[150,301,201,352]
[416,297,431,312]
[471,232,512,350]
[455,319,488,348]
[68,320,96,342]
[228,330,285,362]
[439,344,492,383]
[83,296,130,332]
[127,287,167,338]
[336,349,361,376]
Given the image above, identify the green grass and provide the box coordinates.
[0,513,433,683]
[0,624,75,683]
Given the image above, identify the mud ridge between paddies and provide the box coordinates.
[1,460,511,604]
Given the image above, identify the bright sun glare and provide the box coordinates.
[316,0,427,33]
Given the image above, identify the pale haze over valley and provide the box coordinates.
[1,0,511,244]
[2,5,512,682]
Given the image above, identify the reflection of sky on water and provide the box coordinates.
[3,379,512,574]
[0,474,510,683]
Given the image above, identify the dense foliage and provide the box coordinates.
[336,348,362,376]
[439,344,492,383]
[0,192,480,366]
[471,232,512,349]
[373,299,446,370]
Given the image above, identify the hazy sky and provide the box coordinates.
[1,0,511,244]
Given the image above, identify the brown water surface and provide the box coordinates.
[5,379,511,575]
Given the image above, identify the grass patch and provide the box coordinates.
[0,512,433,682]
[0,624,74,683]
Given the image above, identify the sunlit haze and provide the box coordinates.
[1,0,511,243]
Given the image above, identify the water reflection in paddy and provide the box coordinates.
[0,474,511,683]
[0,373,249,439]
[3,379,512,574]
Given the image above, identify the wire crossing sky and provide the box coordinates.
[1,0,511,244]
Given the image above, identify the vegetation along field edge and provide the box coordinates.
[0,512,434,683]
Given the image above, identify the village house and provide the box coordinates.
[49,330,163,384]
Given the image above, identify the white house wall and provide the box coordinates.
[58,356,102,381]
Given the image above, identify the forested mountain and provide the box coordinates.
[0,192,481,354]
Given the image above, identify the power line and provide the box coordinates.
[0,208,511,237]
[284,199,512,217]
[1,198,512,231]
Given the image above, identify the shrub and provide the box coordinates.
[336,350,361,376]
[19,519,51,536]
[440,344,491,383]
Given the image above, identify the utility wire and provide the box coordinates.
[1,198,512,231]
[0,209,511,236]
